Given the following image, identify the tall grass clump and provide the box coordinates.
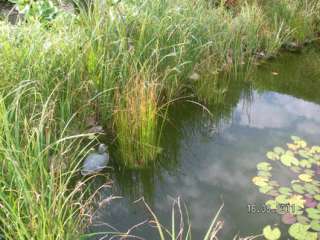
[64,0,320,169]
[113,68,166,168]
[262,0,319,44]
[0,83,94,239]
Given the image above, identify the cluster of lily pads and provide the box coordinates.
[252,136,320,240]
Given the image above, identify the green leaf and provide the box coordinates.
[279,187,292,195]
[275,194,288,204]
[274,147,285,155]
[290,206,304,215]
[306,208,320,220]
[258,171,272,177]
[303,169,314,176]
[314,194,320,201]
[267,151,279,160]
[288,195,305,208]
[296,140,307,148]
[292,184,305,194]
[288,143,300,151]
[263,225,281,240]
[269,180,280,187]
[310,220,320,231]
[298,174,312,182]
[252,176,269,187]
[288,223,317,240]
[296,215,309,225]
[310,146,320,154]
[304,183,319,194]
[257,162,272,171]
[291,166,302,173]
[259,185,273,194]
[313,180,320,186]
[299,160,311,168]
[280,154,299,166]
[298,150,310,159]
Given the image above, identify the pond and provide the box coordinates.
[87,46,320,239]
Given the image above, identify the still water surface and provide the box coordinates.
[89,46,320,239]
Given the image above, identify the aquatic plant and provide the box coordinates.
[262,225,281,240]
[113,69,166,168]
[0,83,97,239]
[252,136,320,240]
[262,0,318,44]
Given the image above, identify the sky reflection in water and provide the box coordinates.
[89,47,320,239]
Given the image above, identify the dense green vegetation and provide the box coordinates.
[0,0,319,239]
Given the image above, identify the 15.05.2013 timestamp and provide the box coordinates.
[247,203,295,214]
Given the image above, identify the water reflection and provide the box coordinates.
[89,46,320,239]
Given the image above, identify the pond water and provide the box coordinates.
[88,46,320,239]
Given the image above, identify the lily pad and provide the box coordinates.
[252,176,269,187]
[257,162,272,171]
[288,223,317,240]
[267,151,278,160]
[296,215,309,225]
[291,166,302,173]
[304,197,317,208]
[296,140,307,148]
[282,213,296,224]
[310,219,320,231]
[303,169,314,176]
[314,194,320,201]
[299,160,312,168]
[288,143,299,151]
[275,194,288,204]
[298,150,310,159]
[290,206,304,215]
[274,147,285,155]
[281,154,299,166]
[288,195,305,208]
[306,208,320,220]
[258,170,272,177]
[263,225,281,240]
[269,180,280,187]
[292,184,305,194]
[279,187,292,195]
[313,180,320,186]
[252,137,320,237]
[304,183,319,194]
[298,174,312,182]
[310,146,320,154]
[259,185,273,194]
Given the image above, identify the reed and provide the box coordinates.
[113,68,165,168]
[0,83,95,239]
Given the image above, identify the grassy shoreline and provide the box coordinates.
[0,0,319,238]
